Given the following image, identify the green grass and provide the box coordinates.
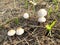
[48,7,53,16]
[45,20,56,36]
[14,18,19,25]
[52,0,58,4]
[25,0,28,9]
[55,4,59,12]
[57,14,60,18]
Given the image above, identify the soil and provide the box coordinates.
[0,0,60,45]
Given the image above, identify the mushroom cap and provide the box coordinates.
[7,29,16,36]
[38,17,46,22]
[38,9,47,17]
[16,27,24,35]
[23,13,29,19]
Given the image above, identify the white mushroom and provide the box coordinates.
[38,17,46,22]
[16,27,24,35]
[23,13,29,19]
[7,29,16,36]
[37,9,47,17]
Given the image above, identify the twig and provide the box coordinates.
[14,0,16,8]
[32,28,37,34]
[28,25,45,28]
[24,38,29,45]
[36,37,40,45]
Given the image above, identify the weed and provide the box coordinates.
[14,18,19,25]
[55,4,59,12]
[52,0,58,5]
[48,7,53,16]
[57,14,60,18]
[45,20,56,36]
[25,0,28,9]
[52,0,58,12]
[32,4,35,13]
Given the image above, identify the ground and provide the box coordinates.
[0,0,60,45]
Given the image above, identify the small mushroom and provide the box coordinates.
[37,9,47,17]
[7,29,16,36]
[16,27,24,35]
[38,17,46,22]
[23,13,29,19]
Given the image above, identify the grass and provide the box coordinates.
[32,0,37,14]
[14,18,19,25]
[48,4,59,16]
[52,0,58,4]
[25,0,29,9]
[57,14,60,18]
[54,4,59,12]
[45,20,56,36]
[48,7,53,16]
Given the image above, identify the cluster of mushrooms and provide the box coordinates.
[23,9,47,22]
[7,8,47,36]
[7,1,47,36]
[38,9,47,22]
[8,27,24,36]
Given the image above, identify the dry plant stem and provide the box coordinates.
[36,37,40,45]
[49,30,52,36]
[32,28,37,34]
[32,0,35,15]
[12,39,24,45]
[33,5,35,15]
[12,40,20,45]
[28,25,45,28]
[33,0,35,2]
[8,36,12,43]
[25,30,32,36]
[1,10,7,14]
[24,38,29,45]
[17,36,21,41]
[14,0,16,8]
[25,0,28,9]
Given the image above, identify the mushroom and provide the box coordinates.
[16,27,24,35]
[7,29,16,36]
[37,9,47,17]
[23,13,29,19]
[38,17,46,22]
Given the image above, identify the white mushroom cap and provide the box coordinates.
[16,27,24,35]
[38,17,46,22]
[7,29,16,36]
[23,13,29,19]
[37,9,47,17]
